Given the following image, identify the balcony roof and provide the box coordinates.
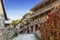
[30,6,55,18]
[1,0,8,20]
[30,0,48,11]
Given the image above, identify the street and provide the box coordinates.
[12,34,38,40]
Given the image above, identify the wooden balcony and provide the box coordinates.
[31,0,60,18]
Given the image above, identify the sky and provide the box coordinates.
[4,0,42,20]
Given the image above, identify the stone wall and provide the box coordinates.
[0,29,8,40]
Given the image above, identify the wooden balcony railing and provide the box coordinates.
[31,1,59,18]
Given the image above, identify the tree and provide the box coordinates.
[10,11,33,28]
[10,19,22,28]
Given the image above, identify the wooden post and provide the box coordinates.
[38,24,40,30]
[29,26,31,33]
[25,29,28,34]
[33,25,35,33]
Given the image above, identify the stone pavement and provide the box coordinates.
[12,34,39,40]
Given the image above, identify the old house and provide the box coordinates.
[15,0,60,40]
[30,0,60,40]
[0,0,8,28]
[0,0,8,40]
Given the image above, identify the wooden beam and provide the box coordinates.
[29,26,31,33]
[33,25,35,33]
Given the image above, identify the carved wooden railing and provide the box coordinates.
[18,16,48,33]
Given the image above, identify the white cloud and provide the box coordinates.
[6,9,29,21]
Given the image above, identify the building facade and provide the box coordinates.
[0,0,7,29]
[15,0,60,40]
[30,0,60,40]
[0,0,8,40]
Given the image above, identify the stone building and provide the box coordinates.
[16,12,33,34]
[0,0,8,40]
[0,0,7,28]
[30,0,60,40]
[16,0,60,33]
[15,0,60,40]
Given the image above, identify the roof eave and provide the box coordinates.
[1,0,8,20]
[30,0,48,11]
